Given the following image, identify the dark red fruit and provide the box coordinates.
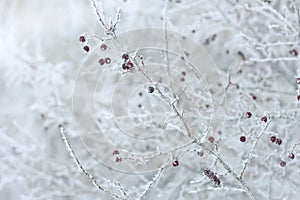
[172,160,179,167]
[100,44,107,51]
[127,61,133,68]
[261,116,267,123]
[122,54,129,60]
[208,136,215,143]
[83,45,89,52]
[276,138,282,145]
[148,86,154,93]
[288,153,295,159]
[98,58,105,65]
[289,49,298,56]
[79,35,86,43]
[112,150,119,155]
[240,136,246,142]
[105,57,111,64]
[270,136,276,143]
[246,112,252,118]
[280,160,286,167]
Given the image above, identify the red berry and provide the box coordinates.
[240,136,246,142]
[261,116,267,123]
[246,112,252,118]
[113,150,119,155]
[297,95,300,101]
[280,160,286,167]
[276,138,282,145]
[127,60,133,68]
[172,160,179,167]
[148,86,154,93]
[83,45,89,52]
[100,44,107,51]
[250,93,257,100]
[270,136,276,143]
[289,49,298,56]
[288,153,295,159]
[122,54,129,60]
[208,136,215,143]
[105,57,111,64]
[122,63,128,70]
[79,35,86,43]
[115,157,122,163]
[98,58,105,65]
[212,175,220,185]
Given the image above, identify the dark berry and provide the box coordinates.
[127,60,133,68]
[172,160,179,167]
[297,95,300,101]
[98,58,105,65]
[83,45,89,52]
[270,136,276,143]
[181,71,186,76]
[250,93,257,100]
[280,160,286,167]
[79,35,86,43]
[148,86,154,93]
[212,175,220,185]
[122,54,129,60]
[180,77,185,82]
[289,49,298,56]
[197,151,204,157]
[100,44,107,51]
[115,157,122,163]
[276,138,282,145]
[208,136,215,143]
[105,57,111,64]
[240,136,246,142]
[288,153,295,159]
[122,63,128,70]
[112,150,119,156]
[246,112,252,118]
[261,116,267,123]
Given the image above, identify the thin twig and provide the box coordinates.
[59,126,129,200]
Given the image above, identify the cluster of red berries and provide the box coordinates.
[112,150,122,163]
[270,135,282,145]
[121,53,134,70]
[98,57,111,65]
[79,35,90,52]
[203,169,220,185]
[279,153,295,168]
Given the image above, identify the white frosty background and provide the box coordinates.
[0,0,299,200]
